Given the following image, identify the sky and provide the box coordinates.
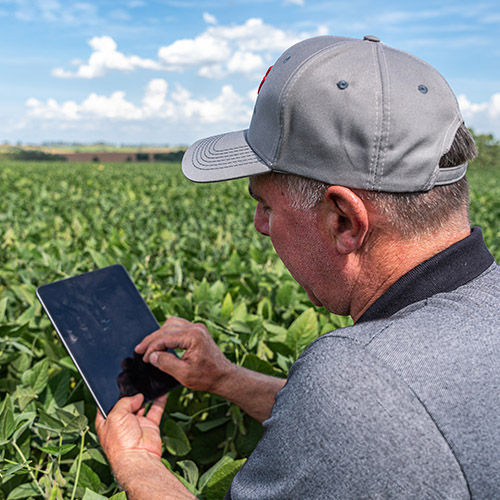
[1,0,499,146]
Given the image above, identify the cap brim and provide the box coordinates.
[182,130,271,183]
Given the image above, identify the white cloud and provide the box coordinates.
[52,36,161,78]
[458,93,500,135]
[158,17,327,79]
[227,50,265,75]
[203,12,217,25]
[25,79,253,126]
[52,18,327,79]
[284,0,305,5]
[158,33,231,69]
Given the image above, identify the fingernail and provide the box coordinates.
[150,352,158,365]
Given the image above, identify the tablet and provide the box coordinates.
[37,264,179,417]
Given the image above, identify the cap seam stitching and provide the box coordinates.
[378,44,391,191]
[192,134,268,170]
[369,43,380,190]
[275,40,356,166]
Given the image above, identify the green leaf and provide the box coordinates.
[225,250,241,274]
[11,352,32,373]
[46,370,70,410]
[276,352,292,374]
[63,414,88,433]
[12,420,34,442]
[15,386,37,411]
[57,356,78,372]
[242,354,276,376]
[164,419,191,456]
[0,378,17,393]
[193,280,211,303]
[286,308,319,357]
[200,456,246,500]
[0,297,7,322]
[39,443,76,456]
[7,482,40,499]
[0,394,15,442]
[81,488,107,500]
[88,249,110,268]
[265,340,294,357]
[83,447,108,465]
[78,463,101,492]
[177,459,199,487]
[195,417,229,432]
[21,358,49,395]
[198,455,233,492]
[109,493,127,500]
[10,284,35,307]
[210,281,225,302]
[2,462,26,479]
[220,293,233,319]
[37,408,65,433]
[168,412,191,421]
[263,322,288,340]
[276,282,294,308]
[16,304,37,326]
[231,302,247,322]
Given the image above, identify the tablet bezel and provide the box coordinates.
[37,264,177,417]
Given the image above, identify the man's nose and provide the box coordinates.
[254,204,270,236]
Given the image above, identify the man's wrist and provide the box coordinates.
[210,359,237,396]
[110,450,195,499]
[109,449,162,489]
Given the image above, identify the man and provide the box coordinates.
[96,35,499,499]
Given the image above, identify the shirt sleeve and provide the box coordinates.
[228,335,469,499]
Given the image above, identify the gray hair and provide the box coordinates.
[272,123,476,238]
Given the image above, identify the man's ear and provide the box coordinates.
[324,186,370,254]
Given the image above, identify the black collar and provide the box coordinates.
[357,227,495,323]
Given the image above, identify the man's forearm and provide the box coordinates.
[214,364,287,423]
[111,451,196,500]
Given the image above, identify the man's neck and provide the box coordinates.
[350,227,471,322]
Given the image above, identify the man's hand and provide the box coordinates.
[135,316,287,423]
[135,316,235,394]
[95,394,195,499]
[95,393,165,467]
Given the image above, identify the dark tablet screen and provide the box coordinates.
[37,264,179,417]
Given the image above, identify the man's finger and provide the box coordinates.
[162,316,192,327]
[134,326,168,353]
[135,316,191,353]
[95,408,105,435]
[135,325,191,354]
[142,330,193,362]
[145,394,168,426]
[113,393,145,416]
[149,351,186,378]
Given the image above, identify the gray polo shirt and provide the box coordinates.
[226,228,499,499]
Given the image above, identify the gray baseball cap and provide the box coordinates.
[182,35,467,192]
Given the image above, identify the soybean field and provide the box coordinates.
[0,160,498,499]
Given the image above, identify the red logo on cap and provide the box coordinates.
[258,66,273,94]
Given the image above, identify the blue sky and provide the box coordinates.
[1,0,499,145]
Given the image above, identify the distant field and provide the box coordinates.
[0,160,498,499]
[0,144,184,153]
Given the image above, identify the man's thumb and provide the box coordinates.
[150,351,183,376]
